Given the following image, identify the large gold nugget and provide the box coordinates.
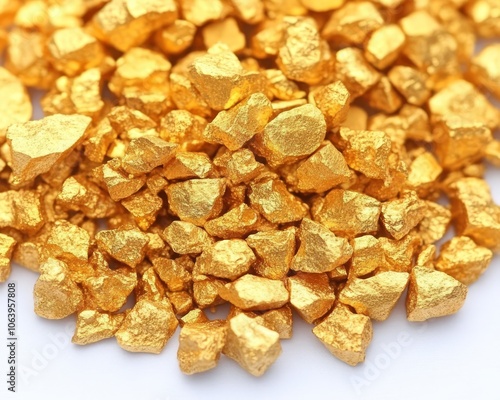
[7,114,92,185]
[339,272,410,321]
[0,234,16,282]
[0,67,32,139]
[436,237,493,285]
[312,189,381,237]
[34,258,83,320]
[194,239,256,280]
[253,103,326,167]
[177,320,227,375]
[291,218,352,274]
[73,310,125,345]
[406,266,467,322]
[313,305,372,366]
[288,272,335,324]
[223,313,281,377]
[115,298,178,354]
[219,274,289,311]
[91,0,178,51]
[166,179,226,226]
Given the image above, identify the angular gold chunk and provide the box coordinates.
[246,229,295,280]
[292,218,352,273]
[342,129,391,179]
[449,178,500,250]
[204,93,272,151]
[44,220,91,282]
[223,313,281,377]
[381,191,427,240]
[406,266,467,322]
[276,17,331,85]
[334,48,381,99]
[433,116,492,170]
[166,179,226,226]
[178,320,227,375]
[188,45,265,111]
[92,0,178,51]
[115,298,178,354]
[253,103,326,167]
[96,228,149,268]
[7,114,92,184]
[83,262,137,312]
[285,142,352,194]
[73,310,125,345]
[365,25,405,70]
[313,305,372,366]
[310,81,350,129]
[121,189,163,230]
[416,201,451,245]
[429,79,499,130]
[195,240,256,280]
[205,204,260,239]
[164,152,213,180]
[48,27,105,77]
[121,135,177,175]
[312,190,381,237]
[288,272,335,324]
[219,274,289,311]
[323,1,383,44]
[163,221,212,255]
[339,272,409,321]
[436,236,493,285]
[34,258,83,320]
[351,235,384,277]
[249,179,308,224]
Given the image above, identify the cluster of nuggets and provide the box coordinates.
[0,0,500,377]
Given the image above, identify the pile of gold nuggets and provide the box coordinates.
[0,0,500,376]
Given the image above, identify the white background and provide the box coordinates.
[1,84,500,400]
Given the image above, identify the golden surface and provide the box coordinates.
[436,236,493,285]
[339,271,410,321]
[115,298,178,354]
[0,233,16,282]
[163,221,212,255]
[471,44,500,99]
[204,93,272,151]
[0,0,499,377]
[177,320,227,375]
[34,258,83,319]
[381,191,427,240]
[291,218,352,273]
[73,310,125,345]
[246,229,295,280]
[312,189,381,237]
[223,313,281,377]
[313,305,372,366]
[0,67,32,139]
[194,239,255,281]
[253,103,326,167]
[96,228,149,268]
[7,114,91,185]
[288,272,335,323]
[219,274,289,311]
[406,266,467,321]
